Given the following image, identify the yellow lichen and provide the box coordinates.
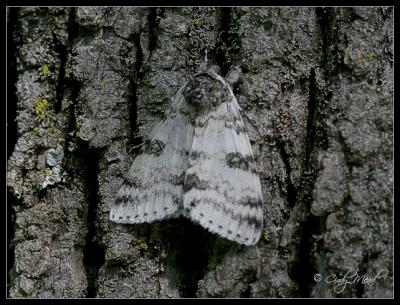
[191,18,202,26]
[62,100,72,111]
[42,64,49,74]
[33,98,48,120]
[143,78,154,87]
[128,261,139,272]
[255,88,263,98]
[255,26,263,33]
[136,239,148,251]
[249,67,258,74]
[262,228,269,240]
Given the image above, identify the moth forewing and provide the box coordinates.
[110,87,193,224]
[182,71,264,246]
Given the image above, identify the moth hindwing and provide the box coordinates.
[111,70,264,246]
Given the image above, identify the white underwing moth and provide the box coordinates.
[110,69,264,246]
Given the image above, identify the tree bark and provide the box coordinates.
[7,7,393,298]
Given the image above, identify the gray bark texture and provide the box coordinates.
[7,7,393,298]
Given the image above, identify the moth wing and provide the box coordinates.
[183,74,263,245]
[110,85,193,223]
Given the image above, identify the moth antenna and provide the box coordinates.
[198,48,209,72]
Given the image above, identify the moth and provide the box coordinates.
[110,69,264,246]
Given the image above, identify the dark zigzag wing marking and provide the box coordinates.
[110,83,194,224]
[183,72,263,246]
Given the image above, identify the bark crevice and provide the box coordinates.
[275,138,297,208]
[81,147,105,298]
[215,8,240,76]
[165,220,212,297]
[316,8,341,81]
[288,17,334,295]
[63,11,83,172]
[126,32,143,148]
[147,8,163,54]
[54,8,78,113]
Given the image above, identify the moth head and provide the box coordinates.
[183,73,230,111]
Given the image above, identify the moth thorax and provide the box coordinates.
[184,76,226,109]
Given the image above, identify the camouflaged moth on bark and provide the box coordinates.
[110,69,264,246]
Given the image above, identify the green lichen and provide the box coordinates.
[73,119,82,139]
[42,64,49,74]
[143,72,156,88]
[249,67,258,74]
[255,25,263,33]
[262,228,269,241]
[143,79,153,87]
[136,239,148,252]
[128,261,139,272]
[33,98,49,120]
[191,18,202,26]
[288,58,299,71]
[99,81,105,88]
[67,140,77,152]
[367,52,374,61]
[254,87,263,98]
[62,100,72,111]
[76,119,82,129]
